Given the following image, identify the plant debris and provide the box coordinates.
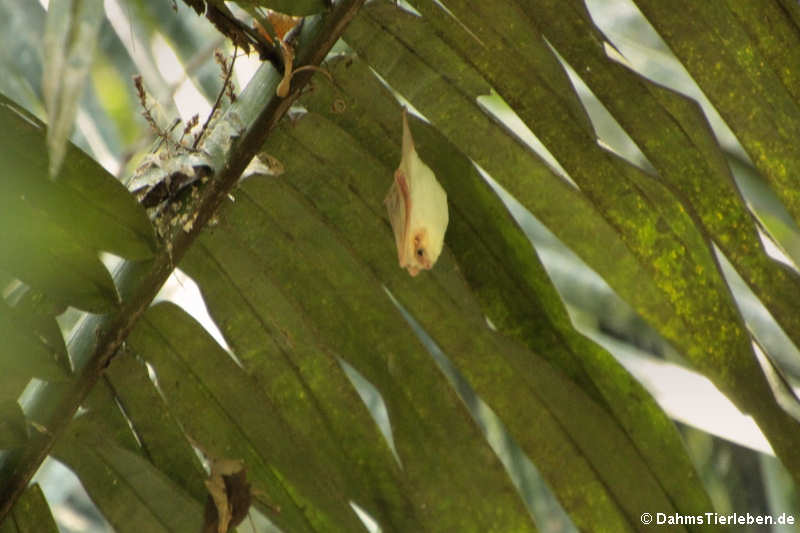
[201,458,252,533]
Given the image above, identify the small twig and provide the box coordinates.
[134,75,159,134]
[194,47,238,150]
[179,114,200,145]
[153,118,182,153]
[213,49,238,103]
[225,74,238,104]
[276,41,333,98]
[135,76,190,154]
[214,48,229,73]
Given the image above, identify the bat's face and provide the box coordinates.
[384,110,449,277]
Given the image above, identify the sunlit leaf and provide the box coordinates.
[507,0,800,378]
[630,0,800,226]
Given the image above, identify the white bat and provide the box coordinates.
[384,109,449,276]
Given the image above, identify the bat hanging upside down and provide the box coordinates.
[384,109,449,276]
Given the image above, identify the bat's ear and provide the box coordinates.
[401,107,415,159]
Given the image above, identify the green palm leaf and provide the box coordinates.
[2,0,800,531]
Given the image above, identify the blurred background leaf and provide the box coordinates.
[43,0,104,177]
